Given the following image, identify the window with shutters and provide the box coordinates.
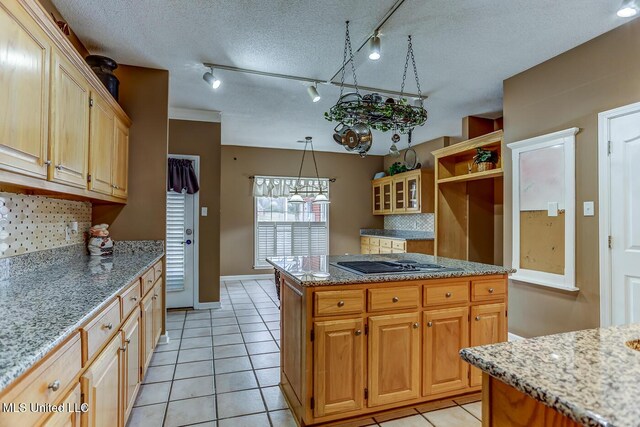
[254,183,329,269]
[166,191,186,291]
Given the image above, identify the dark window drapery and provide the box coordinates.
[168,158,199,194]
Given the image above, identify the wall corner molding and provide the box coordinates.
[169,107,222,123]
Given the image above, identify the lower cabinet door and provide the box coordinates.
[42,384,81,427]
[368,313,420,407]
[81,332,124,427]
[152,280,163,347]
[141,293,154,374]
[423,307,469,396]
[313,318,365,418]
[470,303,507,386]
[121,310,141,423]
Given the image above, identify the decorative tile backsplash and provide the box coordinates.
[384,213,435,232]
[0,193,91,258]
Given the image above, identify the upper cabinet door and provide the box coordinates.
[112,117,129,199]
[393,177,406,212]
[50,49,90,188]
[405,174,421,213]
[381,180,393,214]
[89,94,114,195]
[0,1,50,178]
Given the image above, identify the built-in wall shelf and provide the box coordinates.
[437,168,503,184]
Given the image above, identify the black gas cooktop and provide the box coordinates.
[331,260,462,275]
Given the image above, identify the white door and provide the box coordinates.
[166,155,199,308]
[602,104,640,325]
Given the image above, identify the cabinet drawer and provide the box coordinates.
[379,239,392,248]
[368,287,420,312]
[471,279,506,302]
[314,290,365,317]
[369,246,381,254]
[120,280,141,319]
[369,237,380,247]
[361,237,370,246]
[424,281,469,307]
[2,333,82,427]
[379,247,392,254]
[391,240,406,250]
[153,259,163,280]
[141,268,155,295]
[81,298,121,363]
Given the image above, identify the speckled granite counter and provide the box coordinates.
[0,241,163,391]
[267,253,514,286]
[359,229,435,241]
[460,324,640,427]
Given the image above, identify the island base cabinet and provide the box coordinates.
[80,332,123,427]
[313,319,365,418]
[368,313,420,407]
[423,307,469,396]
[42,384,81,427]
[470,303,507,387]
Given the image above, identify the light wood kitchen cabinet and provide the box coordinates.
[371,169,434,216]
[152,280,163,346]
[372,181,383,214]
[381,179,393,214]
[42,384,82,427]
[141,291,155,373]
[368,312,420,407]
[88,94,115,196]
[360,236,434,255]
[470,302,507,386]
[112,117,129,198]
[405,173,421,213]
[80,332,123,427]
[393,177,406,212]
[423,307,469,395]
[49,48,90,188]
[0,0,50,179]
[313,318,365,417]
[121,310,141,423]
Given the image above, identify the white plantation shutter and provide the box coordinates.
[166,191,186,291]
[255,222,329,268]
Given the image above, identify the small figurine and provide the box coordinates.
[88,223,114,256]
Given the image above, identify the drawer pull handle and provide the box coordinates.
[354,329,362,336]
[445,292,452,298]
[125,339,131,344]
[427,321,433,327]
[104,323,113,330]
[475,316,481,321]
[337,300,345,307]
[48,380,61,392]
[392,296,399,303]
[488,288,495,293]
[120,346,127,352]
[130,296,138,302]
[412,322,419,329]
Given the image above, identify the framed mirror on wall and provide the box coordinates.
[508,127,579,291]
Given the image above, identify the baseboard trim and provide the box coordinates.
[195,301,222,310]
[220,274,273,281]
[508,332,525,341]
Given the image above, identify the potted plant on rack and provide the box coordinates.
[472,148,499,172]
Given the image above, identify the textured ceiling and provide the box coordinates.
[52,0,632,155]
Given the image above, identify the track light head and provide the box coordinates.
[203,68,221,89]
[618,0,639,16]
[307,84,321,102]
[369,33,381,60]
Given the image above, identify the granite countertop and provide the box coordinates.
[360,229,435,241]
[460,324,640,427]
[267,253,514,286]
[0,242,164,391]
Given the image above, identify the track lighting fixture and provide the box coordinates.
[203,67,221,89]
[369,32,381,60]
[307,84,321,102]
[618,0,639,16]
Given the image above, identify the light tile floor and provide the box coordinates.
[127,279,482,427]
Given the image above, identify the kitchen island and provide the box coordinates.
[460,324,640,427]
[267,253,514,426]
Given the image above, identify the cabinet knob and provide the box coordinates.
[130,296,138,302]
[427,321,433,327]
[412,322,419,329]
[48,380,61,391]
[55,165,62,170]
[392,296,399,303]
[337,300,345,307]
[445,292,452,298]
[354,329,362,336]
[104,322,113,330]
[120,346,127,352]
[475,316,481,321]
[125,339,131,344]
[44,160,52,166]
[488,288,495,293]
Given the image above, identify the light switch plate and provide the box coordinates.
[583,201,595,216]
[548,202,559,217]
[201,207,208,216]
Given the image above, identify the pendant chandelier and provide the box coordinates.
[288,137,330,205]
[325,21,428,157]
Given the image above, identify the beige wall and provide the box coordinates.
[503,18,640,337]
[169,119,221,303]
[383,136,451,171]
[220,146,384,276]
[92,66,169,241]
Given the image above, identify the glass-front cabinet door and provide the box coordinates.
[382,179,393,214]
[393,177,406,212]
[372,183,382,214]
[406,174,420,212]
